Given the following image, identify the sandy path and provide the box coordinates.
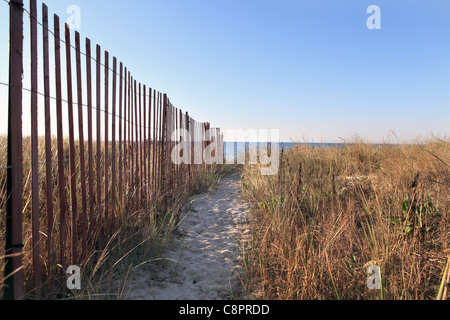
[120,173,252,300]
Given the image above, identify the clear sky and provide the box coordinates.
[0,0,449,143]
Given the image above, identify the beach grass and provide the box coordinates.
[241,138,450,300]
[0,135,230,299]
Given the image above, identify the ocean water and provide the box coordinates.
[223,142,346,158]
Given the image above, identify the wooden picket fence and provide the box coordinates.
[1,0,224,299]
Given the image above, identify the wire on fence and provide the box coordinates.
[1,0,154,96]
[0,80,166,135]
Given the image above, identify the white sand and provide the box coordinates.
[120,173,251,300]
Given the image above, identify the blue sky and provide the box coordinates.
[0,0,449,142]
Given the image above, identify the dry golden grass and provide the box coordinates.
[0,135,229,299]
[241,138,450,300]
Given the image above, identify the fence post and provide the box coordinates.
[54,14,68,270]
[143,85,147,203]
[5,0,24,301]
[156,92,162,194]
[177,109,182,187]
[160,94,168,193]
[65,23,79,266]
[123,67,128,200]
[86,38,95,237]
[130,76,134,200]
[127,72,131,197]
[147,88,152,204]
[134,80,138,198]
[186,112,191,188]
[152,90,157,199]
[30,0,41,297]
[118,63,123,215]
[96,44,102,233]
[112,57,117,222]
[75,31,87,259]
[42,3,54,285]
[138,83,143,205]
[127,72,131,196]
[104,51,109,234]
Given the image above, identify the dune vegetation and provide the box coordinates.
[0,135,229,299]
[241,138,450,300]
